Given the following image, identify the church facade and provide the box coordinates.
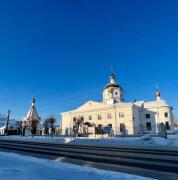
[61,74,174,136]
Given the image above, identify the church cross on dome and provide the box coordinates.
[156,84,161,101]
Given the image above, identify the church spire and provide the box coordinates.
[109,73,116,84]
[32,97,36,106]
[156,84,161,101]
[26,98,39,119]
[109,65,116,84]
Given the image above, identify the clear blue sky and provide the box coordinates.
[0,0,178,121]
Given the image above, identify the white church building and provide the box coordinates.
[61,74,174,136]
[22,98,41,135]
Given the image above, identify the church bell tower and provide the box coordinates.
[103,73,124,105]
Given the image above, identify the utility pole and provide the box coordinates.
[4,110,11,135]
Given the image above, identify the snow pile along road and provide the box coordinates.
[0,152,153,180]
[0,135,178,149]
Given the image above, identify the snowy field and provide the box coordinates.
[0,134,178,149]
[0,152,154,180]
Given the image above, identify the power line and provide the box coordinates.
[2,74,177,117]
[1,71,178,112]
[68,0,164,55]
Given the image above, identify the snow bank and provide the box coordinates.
[0,152,153,180]
[0,135,178,149]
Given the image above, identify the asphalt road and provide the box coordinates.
[0,139,178,180]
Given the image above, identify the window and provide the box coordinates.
[119,112,124,118]
[115,92,118,95]
[89,115,92,120]
[108,124,112,128]
[107,113,112,119]
[73,117,76,122]
[165,121,170,130]
[146,122,152,131]
[98,114,102,120]
[165,112,168,118]
[145,114,150,119]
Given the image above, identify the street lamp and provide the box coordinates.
[4,110,11,135]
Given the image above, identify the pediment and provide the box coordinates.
[75,101,108,112]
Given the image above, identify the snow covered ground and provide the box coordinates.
[0,152,154,180]
[0,134,178,149]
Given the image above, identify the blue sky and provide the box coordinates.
[0,0,178,121]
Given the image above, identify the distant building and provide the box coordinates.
[22,98,41,135]
[0,117,20,135]
[61,73,174,136]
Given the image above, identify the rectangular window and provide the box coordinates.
[108,124,112,128]
[119,112,124,118]
[107,113,112,119]
[165,112,168,118]
[165,121,170,130]
[146,122,152,131]
[89,115,92,120]
[145,114,150,119]
[98,114,102,120]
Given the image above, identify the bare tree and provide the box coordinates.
[31,119,38,137]
[18,121,23,136]
[46,116,56,136]
[43,118,49,135]
[73,117,84,137]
